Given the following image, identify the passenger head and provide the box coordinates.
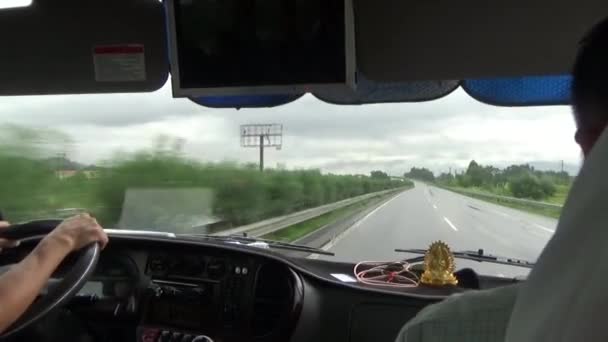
[572,18,608,156]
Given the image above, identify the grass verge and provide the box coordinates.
[262,185,412,242]
[445,187,562,219]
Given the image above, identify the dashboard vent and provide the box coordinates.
[252,263,295,338]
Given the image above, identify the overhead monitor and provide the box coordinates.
[166,0,356,97]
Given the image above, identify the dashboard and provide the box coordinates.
[82,239,302,342]
[138,245,301,342]
[0,234,520,342]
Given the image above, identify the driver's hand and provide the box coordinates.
[0,221,20,250]
[46,214,108,251]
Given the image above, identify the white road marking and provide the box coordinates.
[310,191,407,258]
[469,201,512,218]
[533,223,555,233]
[474,200,556,234]
[465,197,557,234]
[433,204,438,210]
[350,192,403,229]
[474,224,512,245]
[443,217,459,231]
[491,209,512,218]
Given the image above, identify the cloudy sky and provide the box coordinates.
[0,80,582,176]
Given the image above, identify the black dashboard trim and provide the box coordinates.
[285,267,304,341]
[106,233,455,300]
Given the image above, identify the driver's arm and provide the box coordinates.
[0,214,108,333]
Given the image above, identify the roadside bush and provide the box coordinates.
[509,174,545,200]
[0,127,405,229]
[539,178,557,198]
[93,153,404,228]
[0,153,96,220]
[433,160,571,202]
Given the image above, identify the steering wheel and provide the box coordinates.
[0,220,100,339]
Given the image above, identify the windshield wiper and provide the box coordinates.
[178,233,335,256]
[394,248,534,269]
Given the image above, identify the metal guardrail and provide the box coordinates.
[293,192,400,249]
[17,189,404,236]
[443,187,563,210]
[214,188,405,238]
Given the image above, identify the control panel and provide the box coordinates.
[138,327,213,342]
[141,251,258,342]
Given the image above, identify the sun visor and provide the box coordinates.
[0,0,168,96]
[313,73,459,104]
[188,75,458,108]
[463,75,571,106]
[355,0,608,81]
[189,94,304,109]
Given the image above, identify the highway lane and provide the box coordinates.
[322,182,557,277]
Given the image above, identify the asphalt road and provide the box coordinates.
[322,182,557,277]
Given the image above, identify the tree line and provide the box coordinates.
[93,153,407,228]
[405,161,573,201]
[0,129,408,229]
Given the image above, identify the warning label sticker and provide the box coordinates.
[331,273,357,282]
[93,45,146,82]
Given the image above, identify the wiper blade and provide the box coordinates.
[178,234,334,256]
[394,248,534,269]
[239,236,335,256]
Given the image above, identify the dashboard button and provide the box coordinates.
[142,329,159,342]
[242,267,248,275]
[149,256,169,276]
[171,332,183,341]
[159,330,171,342]
[207,259,226,279]
[235,266,241,275]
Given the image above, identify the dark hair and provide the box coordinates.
[572,17,608,128]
